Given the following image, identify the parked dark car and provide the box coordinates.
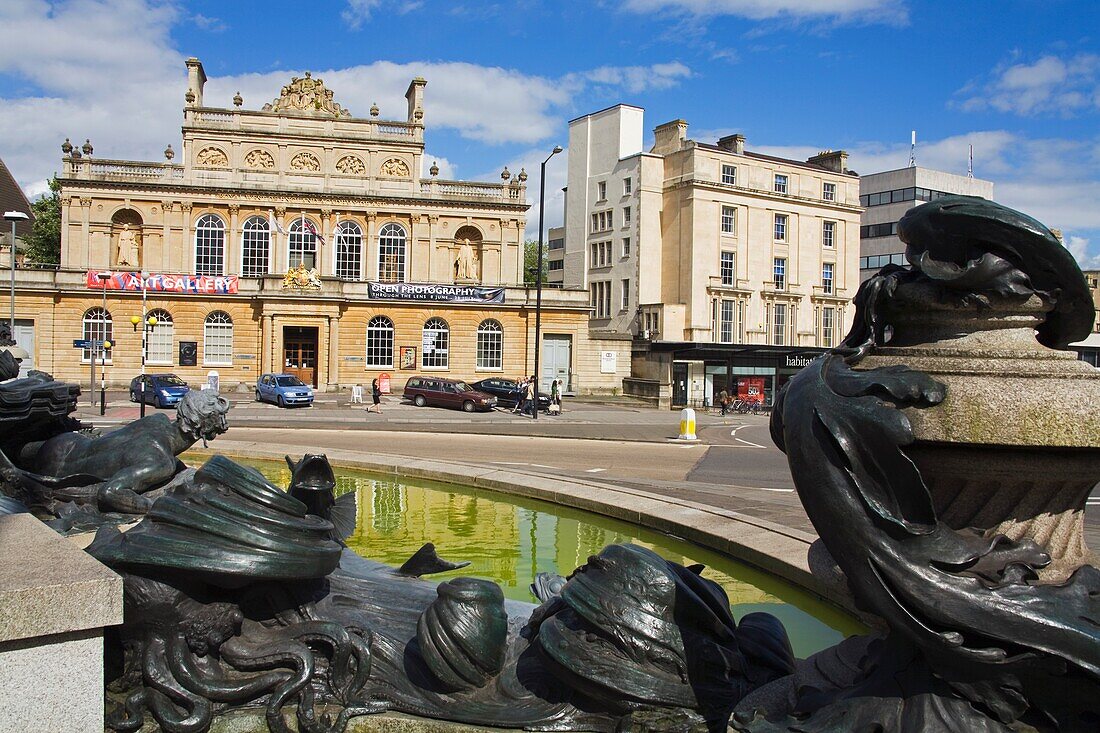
[129,373,190,409]
[256,373,314,407]
[470,378,551,410]
[403,377,496,412]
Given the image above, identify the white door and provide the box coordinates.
[541,334,572,393]
[14,319,33,377]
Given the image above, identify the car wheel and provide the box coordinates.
[414,395,426,407]
[255,390,262,402]
[462,400,475,413]
[154,395,164,409]
[278,395,286,408]
[129,390,137,403]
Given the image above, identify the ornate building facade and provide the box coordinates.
[14,58,624,393]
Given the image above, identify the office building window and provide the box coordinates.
[823,220,836,248]
[334,220,363,281]
[822,306,835,347]
[774,213,788,241]
[772,303,787,346]
[597,181,607,201]
[622,237,631,257]
[146,309,174,365]
[721,164,736,185]
[203,311,233,366]
[721,205,736,234]
[378,223,406,283]
[240,215,270,276]
[773,257,787,290]
[288,217,318,270]
[194,214,225,276]
[366,316,394,368]
[823,182,836,202]
[774,174,788,194]
[422,318,449,369]
[719,300,735,343]
[621,279,630,310]
[590,243,598,267]
[591,282,612,318]
[720,251,735,286]
[860,222,899,238]
[81,307,112,363]
[623,206,631,224]
[623,177,632,194]
[822,262,834,294]
[548,260,564,271]
[476,319,503,370]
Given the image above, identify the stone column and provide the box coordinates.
[273,207,287,274]
[160,202,173,272]
[328,315,340,388]
[179,203,193,273]
[79,197,92,270]
[227,204,240,276]
[261,314,273,374]
[320,209,332,277]
[364,211,378,281]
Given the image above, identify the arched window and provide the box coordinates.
[422,317,449,369]
[476,319,503,370]
[378,223,406,283]
[203,311,233,366]
[81,307,112,363]
[146,309,174,365]
[241,215,271,276]
[366,315,394,368]
[335,220,363,281]
[288,217,318,270]
[195,214,225,275]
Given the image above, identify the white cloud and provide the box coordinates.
[1065,236,1100,270]
[342,0,422,29]
[192,13,228,33]
[621,0,908,24]
[957,53,1100,116]
[574,62,692,94]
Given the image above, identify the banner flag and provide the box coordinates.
[86,271,238,294]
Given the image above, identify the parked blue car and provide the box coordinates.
[129,373,190,409]
[256,373,314,407]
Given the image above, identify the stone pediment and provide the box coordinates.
[262,71,351,117]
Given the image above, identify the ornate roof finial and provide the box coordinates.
[370,102,379,117]
[82,139,93,156]
[413,106,424,121]
[501,166,511,181]
[517,167,528,183]
[71,146,82,159]
[61,138,73,155]
[233,91,243,107]
[430,161,439,177]
[164,144,175,161]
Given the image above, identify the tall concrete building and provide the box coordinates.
[1072,270,1100,368]
[859,166,993,279]
[563,105,861,408]
[546,225,565,286]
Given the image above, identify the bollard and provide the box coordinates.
[678,407,697,441]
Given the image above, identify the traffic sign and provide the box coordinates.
[73,339,103,348]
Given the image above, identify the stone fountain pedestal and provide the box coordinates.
[857,280,1100,581]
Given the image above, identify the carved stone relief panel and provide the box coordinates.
[335,155,366,175]
[290,152,321,172]
[379,158,410,178]
[196,147,229,167]
[244,149,275,169]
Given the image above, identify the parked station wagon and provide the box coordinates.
[403,377,496,412]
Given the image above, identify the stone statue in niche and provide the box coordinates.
[115,223,140,267]
[454,238,479,281]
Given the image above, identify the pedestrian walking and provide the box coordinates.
[511,377,526,413]
[366,378,383,414]
[549,379,562,415]
[718,389,730,416]
[524,375,537,417]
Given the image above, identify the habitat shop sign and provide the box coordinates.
[367,281,505,304]
[785,353,819,368]
[86,271,239,294]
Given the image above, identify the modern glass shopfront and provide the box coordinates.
[660,344,826,408]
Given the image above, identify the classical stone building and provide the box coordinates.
[12,58,626,394]
[1072,270,1100,367]
[562,105,861,408]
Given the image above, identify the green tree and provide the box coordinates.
[23,175,62,265]
[523,238,547,286]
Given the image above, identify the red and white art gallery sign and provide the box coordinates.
[85,271,239,294]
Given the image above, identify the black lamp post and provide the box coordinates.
[532,145,563,421]
[131,313,158,418]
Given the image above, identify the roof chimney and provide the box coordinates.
[185,57,206,108]
[651,119,688,155]
[807,149,848,173]
[405,77,426,125]
[716,134,745,154]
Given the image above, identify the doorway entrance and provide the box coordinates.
[672,362,688,407]
[541,334,572,393]
[282,326,318,386]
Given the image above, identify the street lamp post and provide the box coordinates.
[3,211,30,337]
[132,310,157,419]
[95,272,111,414]
[532,145,563,421]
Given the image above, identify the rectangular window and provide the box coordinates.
[623,206,631,224]
[823,182,836,201]
[624,177,632,194]
[597,181,607,201]
[822,306,835,347]
[621,279,630,310]
[773,257,787,290]
[774,213,788,241]
[720,300,734,343]
[822,262,834,294]
[772,302,787,346]
[823,220,835,248]
[591,213,598,232]
[607,209,613,228]
[604,282,611,318]
[720,251,735,286]
[721,205,736,234]
[622,237,631,257]
[774,174,788,194]
[721,164,736,185]
[590,243,598,268]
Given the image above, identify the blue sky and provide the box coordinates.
[1,0,1098,266]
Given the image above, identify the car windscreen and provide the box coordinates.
[276,376,306,387]
[454,381,474,392]
[156,375,187,386]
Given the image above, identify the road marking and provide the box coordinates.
[489,461,529,466]
[585,468,606,473]
[734,437,767,448]
[530,463,556,469]
[730,425,749,437]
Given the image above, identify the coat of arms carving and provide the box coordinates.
[261,71,351,117]
[380,158,410,178]
[282,262,322,290]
